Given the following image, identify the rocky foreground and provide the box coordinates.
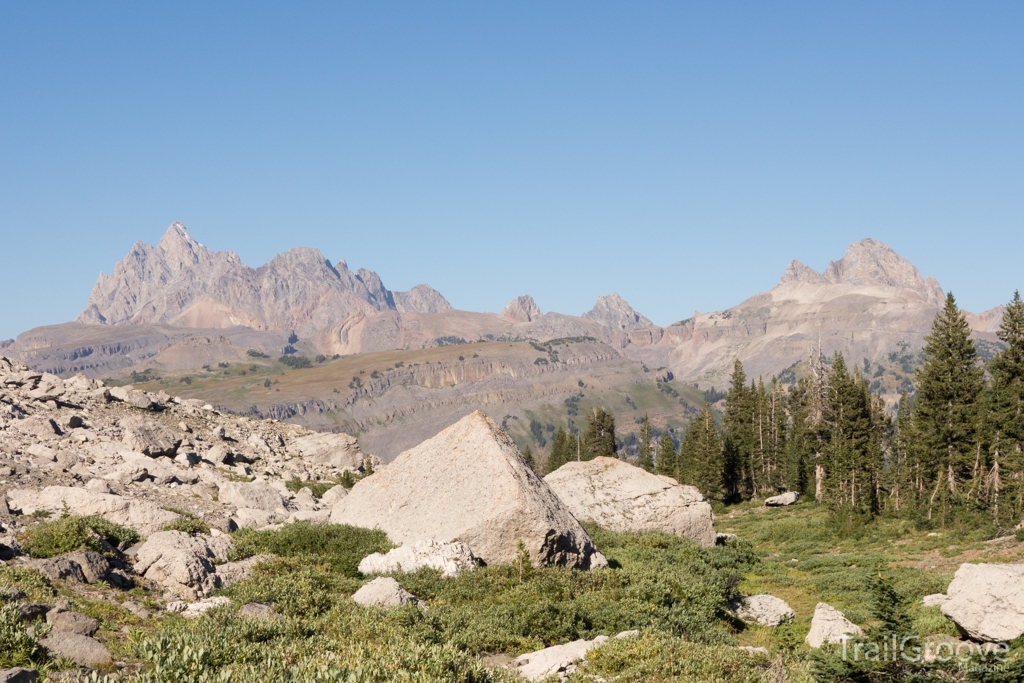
[2,354,1024,681]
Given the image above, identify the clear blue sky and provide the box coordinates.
[1,2,1022,341]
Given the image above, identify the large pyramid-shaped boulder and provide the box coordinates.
[544,457,716,547]
[330,411,605,569]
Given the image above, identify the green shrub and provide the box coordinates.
[20,515,139,558]
[279,355,312,369]
[285,479,339,499]
[0,603,47,669]
[0,564,56,602]
[230,522,392,577]
[160,509,211,536]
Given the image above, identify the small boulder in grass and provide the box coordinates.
[351,577,420,608]
[765,491,799,506]
[805,603,863,648]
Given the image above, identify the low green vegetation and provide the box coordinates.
[159,508,211,536]
[284,479,339,498]
[19,514,139,558]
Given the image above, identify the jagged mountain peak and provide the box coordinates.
[777,260,828,287]
[771,239,944,305]
[583,293,653,331]
[394,284,452,314]
[501,295,542,323]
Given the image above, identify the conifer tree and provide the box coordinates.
[521,445,535,471]
[547,427,568,473]
[722,360,754,501]
[655,433,678,478]
[987,291,1024,526]
[583,407,616,460]
[913,293,985,523]
[637,414,654,472]
[683,403,723,502]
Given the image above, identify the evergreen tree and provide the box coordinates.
[783,379,813,496]
[987,291,1024,526]
[583,407,616,460]
[521,445,535,471]
[637,414,654,472]
[722,360,754,501]
[655,432,678,478]
[683,404,724,502]
[547,427,568,473]
[913,293,985,523]
[822,353,877,517]
[889,393,918,514]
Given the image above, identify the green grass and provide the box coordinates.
[284,479,340,498]
[19,514,139,559]
[159,508,211,536]
[229,521,393,577]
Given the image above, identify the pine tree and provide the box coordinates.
[889,393,917,514]
[913,293,985,524]
[783,379,813,496]
[822,353,877,516]
[583,407,616,460]
[683,403,723,502]
[547,427,568,473]
[987,291,1024,526]
[655,433,678,479]
[722,360,754,501]
[521,445,535,471]
[637,414,654,472]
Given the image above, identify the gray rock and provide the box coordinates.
[0,668,38,683]
[941,563,1024,642]
[319,484,348,507]
[109,387,155,411]
[351,577,419,608]
[765,491,800,506]
[166,596,230,619]
[359,540,478,578]
[737,646,770,656]
[513,632,637,682]
[29,556,87,583]
[204,444,232,465]
[732,594,795,626]
[46,610,99,636]
[13,417,61,439]
[216,554,272,588]
[238,602,281,621]
[922,593,948,608]
[332,412,603,569]
[805,603,863,648]
[121,417,181,457]
[132,531,234,600]
[544,457,716,547]
[290,432,364,471]
[64,550,110,584]
[217,480,285,512]
[39,632,112,667]
[19,603,51,621]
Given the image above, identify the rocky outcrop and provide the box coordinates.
[582,294,654,331]
[39,631,112,667]
[514,631,638,682]
[7,486,179,537]
[731,594,795,626]
[544,457,716,547]
[131,531,234,600]
[332,412,605,569]
[359,540,478,578]
[289,432,364,472]
[941,563,1024,642]
[121,417,181,457]
[501,295,542,323]
[805,603,863,648]
[351,577,420,608]
[765,492,799,506]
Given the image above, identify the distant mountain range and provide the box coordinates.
[4,224,1005,390]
